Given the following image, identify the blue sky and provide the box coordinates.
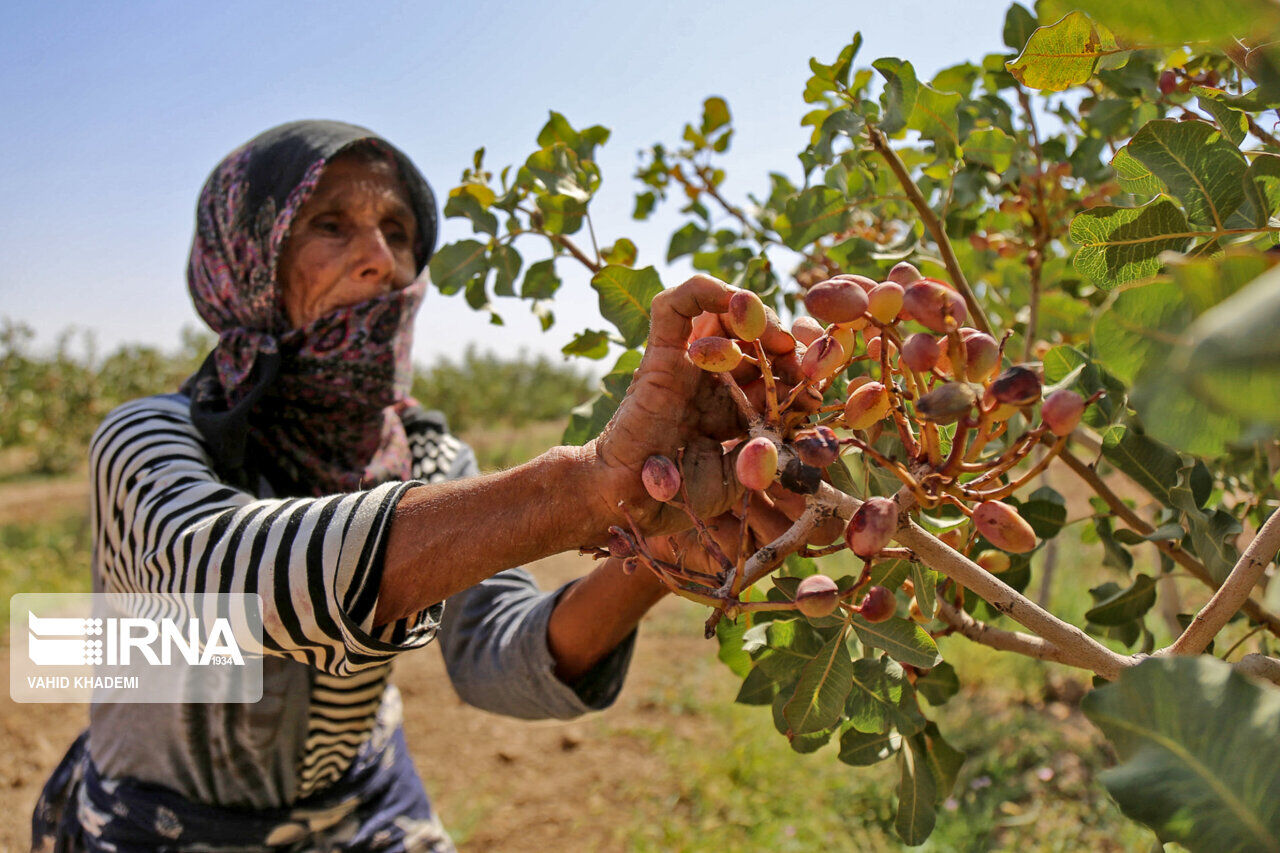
[0,0,1017,364]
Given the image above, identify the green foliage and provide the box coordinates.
[0,320,210,475]
[1082,657,1280,852]
[409,345,594,434]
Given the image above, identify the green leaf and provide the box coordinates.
[715,615,752,677]
[1070,196,1193,288]
[1082,657,1280,852]
[489,244,522,297]
[735,664,782,706]
[839,727,899,766]
[562,350,640,445]
[701,96,731,134]
[1069,0,1280,45]
[873,57,919,135]
[1100,424,1182,508]
[1085,574,1156,625]
[911,561,937,623]
[1006,12,1120,93]
[915,662,960,707]
[633,191,657,220]
[1111,147,1163,196]
[520,258,560,300]
[1179,263,1280,426]
[963,127,1015,173]
[1125,120,1247,229]
[591,265,662,349]
[443,185,499,236]
[775,186,849,251]
[772,690,834,753]
[907,84,962,156]
[852,616,942,668]
[1195,91,1249,147]
[846,657,927,736]
[667,222,708,262]
[917,722,965,803]
[602,238,637,267]
[1017,486,1067,539]
[535,193,586,235]
[525,144,593,202]
[535,111,610,163]
[1002,2,1038,52]
[560,329,612,360]
[782,632,856,735]
[1242,154,1280,229]
[427,239,488,296]
[1093,518,1135,573]
[895,736,938,845]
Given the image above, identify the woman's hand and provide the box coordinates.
[584,275,752,539]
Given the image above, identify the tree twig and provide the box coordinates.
[1235,653,1280,687]
[936,600,1083,669]
[866,127,993,336]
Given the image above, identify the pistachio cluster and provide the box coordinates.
[603,262,1095,630]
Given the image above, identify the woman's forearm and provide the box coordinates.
[374,443,609,625]
[546,557,669,682]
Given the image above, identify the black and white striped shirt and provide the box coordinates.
[85,394,636,808]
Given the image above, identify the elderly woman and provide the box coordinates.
[31,120,751,851]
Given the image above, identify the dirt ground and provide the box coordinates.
[0,542,728,851]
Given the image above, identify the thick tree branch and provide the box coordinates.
[1235,653,1280,687]
[1162,510,1280,656]
[936,600,1083,669]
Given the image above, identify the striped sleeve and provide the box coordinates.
[88,396,440,675]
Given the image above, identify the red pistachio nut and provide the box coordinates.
[641,455,682,503]
[901,332,941,373]
[867,282,905,325]
[800,335,847,381]
[688,336,744,373]
[973,500,1037,554]
[846,496,900,559]
[858,585,897,623]
[793,426,840,469]
[844,381,891,430]
[989,365,1042,407]
[903,279,966,333]
[724,290,768,342]
[915,381,978,425]
[735,437,779,491]
[795,574,841,618]
[1041,388,1085,437]
[886,261,923,286]
[790,316,824,346]
[960,329,1000,381]
[805,278,870,325]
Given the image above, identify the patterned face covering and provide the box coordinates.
[181,121,438,496]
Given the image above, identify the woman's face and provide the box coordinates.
[277,152,419,329]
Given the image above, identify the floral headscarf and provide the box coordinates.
[181,120,438,496]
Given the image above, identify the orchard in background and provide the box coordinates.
[430,2,1280,848]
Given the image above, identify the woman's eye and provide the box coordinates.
[383,223,411,245]
[313,217,343,235]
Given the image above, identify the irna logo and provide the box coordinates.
[27,612,244,667]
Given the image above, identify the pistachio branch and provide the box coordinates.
[1056,445,1280,638]
[935,600,1083,669]
[1235,653,1280,687]
[866,127,993,336]
[1161,509,1280,656]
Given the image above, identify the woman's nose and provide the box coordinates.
[353,227,396,285]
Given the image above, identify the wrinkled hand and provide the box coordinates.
[585,274,748,538]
